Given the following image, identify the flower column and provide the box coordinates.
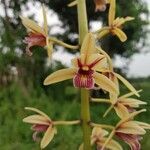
[77,0,92,150]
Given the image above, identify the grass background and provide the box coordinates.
[0,78,150,150]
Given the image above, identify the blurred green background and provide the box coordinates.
[0,0,150,149]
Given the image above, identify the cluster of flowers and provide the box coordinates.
[21,0,150,149]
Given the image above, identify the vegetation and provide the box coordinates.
[0,78,150,150]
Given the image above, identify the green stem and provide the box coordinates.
[77,0,91,149]
[81,89,91,150]
[77,0,88,44]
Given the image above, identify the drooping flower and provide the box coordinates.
[23,107,57,149]
[94,0,110,12]
[115,110,150,150]
[21,5,52,57]
[44,33,118,94]
[101,109,150,150]
[100,90,146,118]
[96,0,134,42]
[91,127,123,150]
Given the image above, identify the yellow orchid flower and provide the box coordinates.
[97,0,134,42]
[102,109,150,150]
[101,90,146,118]
[94,0,110,12]
[44,33,118,94]
[115,109,150,150]
[91,127,123,150]
[23,107,57,149]
[21,5,52,57]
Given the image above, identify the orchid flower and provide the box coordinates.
[21,5,52,57]
[23,107,57,149]
[115,109,150,150]
[79,127,122,150]
[97,90,146,118]
[94,0,110,12]
[101,109,150,150]
[91,127,123,150]
[96,0,134,42]
[44,33,118,94]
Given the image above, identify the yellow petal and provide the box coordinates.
[42,4,48,35]
[119,98,147,107]
[108,0,116,26]
[46,37,53,58]
[119,90,142,99]
[96,46,113,71]
[71,57,78,68]
[97,28,110,39]
[41,127,56,149]
[114,103,129,119]
[23,115,50,125]
[113,17,134,27]
[80,33,96,63]
[118,121,146,135]
[100,138,123,150]
[20,16,45,35]
[78,143,84,150]
[44,68,76,85]
[68,0,78,7]
[114,73,140,97]
[112,28,127,42]
[134,121,150,129]
[25,107,50,120]
[117,109,146,127]
[93,72,119,94]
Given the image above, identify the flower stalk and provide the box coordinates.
[53,120,80,126]
[90,122,115,130]
[77,0,92,149]
[48,37,79,50]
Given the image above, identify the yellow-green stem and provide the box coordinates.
[77,0,91,149]
[81,89,91,150]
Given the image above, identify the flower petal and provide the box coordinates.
[41,127,57,149]
[109,0,116,26]
[100,138,123,150]
[97,28,110,39]
[116,133,141,150]
[46,37,53,58]
[78,143,84,150]
[20,16,45,35]
[68,0,78,7]
[25,107,50,120]
[44,68,76,85]
[119,90,142,99]
[117,121,146,135]
[73,73,94,89]
[42,4,48,35]
[23,115,50,125]
[80,33,96,64]
[119,98,147,108]
[114,103,130,119]
[96,46,113,70]
[112,28,127,42]
[133,121,150,129]
[93,72,119,94]
[114,73,140,97]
